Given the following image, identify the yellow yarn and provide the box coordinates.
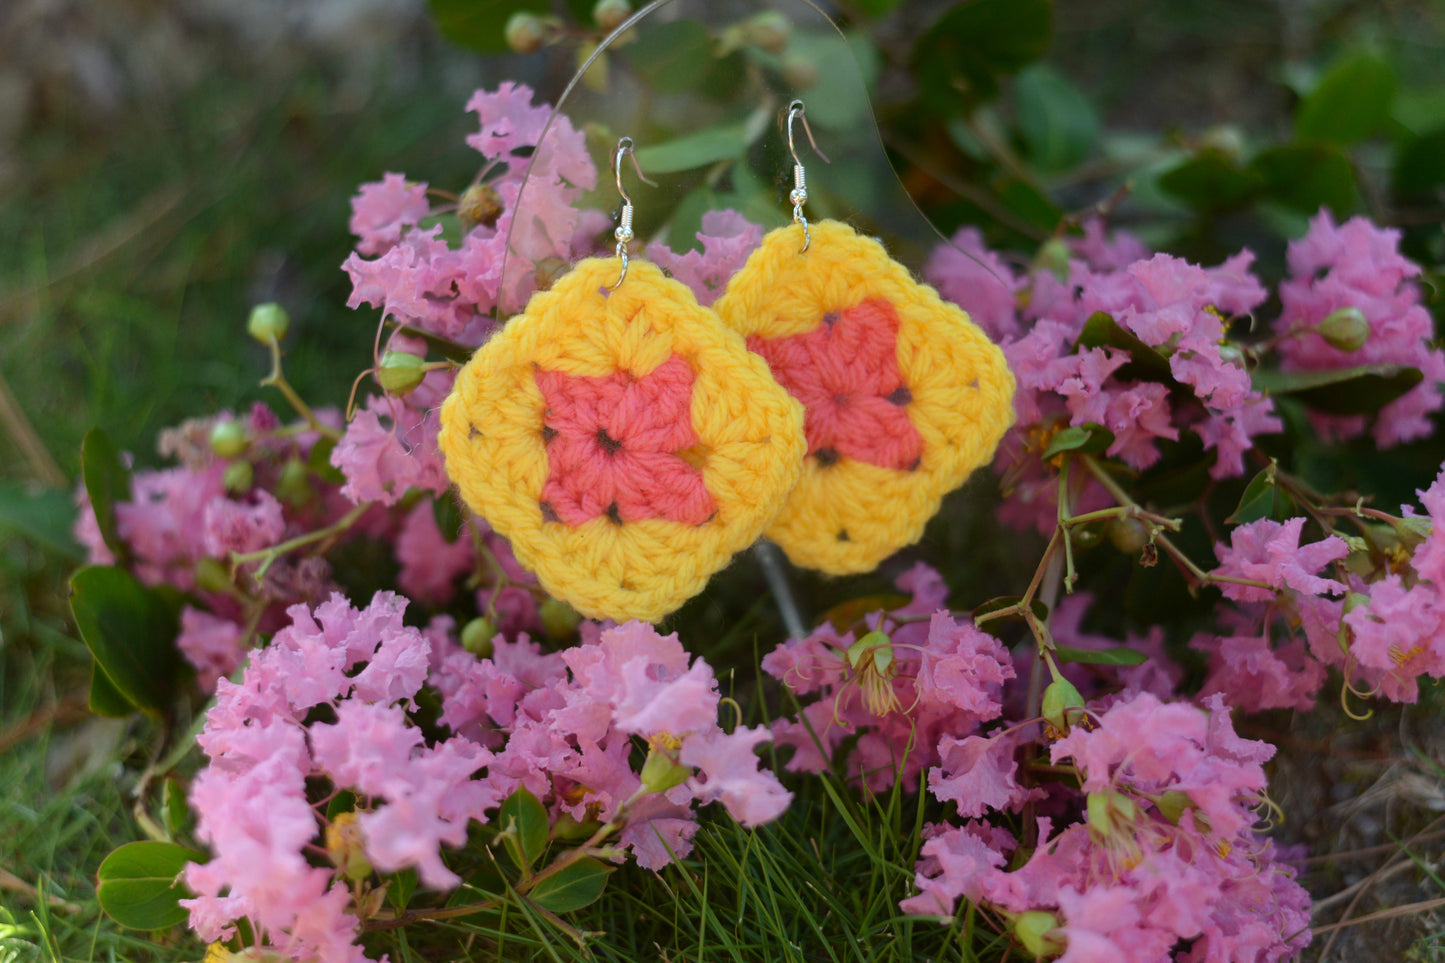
[439,257,806,623]
[712,220,1016,574]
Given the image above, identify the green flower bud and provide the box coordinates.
[377,350,426,397]
[505,12,548,54]
[223,460,254,494]
[1013,910,1063,957]
[534,256,571,292]
[552,813,602,842]
[325,811,373,882]
[1318,306,1369,352]
[458,183,504,230]
[639,742,690,794]
[540,597,581,640]
[1041,677,1086,735]
[781,54,819,90]
[1033,237,1072,280]
[195,557,233,594]
[1086,789,1137,836]
[247,302,290,345]
[461,616,498,658]
[1106,515,1150,555]
[1156,789,1192,824]
[276,458,312,508]
[743,11,790,53]
[208,420,249,459]
[593,0,632,32]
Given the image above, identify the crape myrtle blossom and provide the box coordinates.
[903,694,1312,962]
[762,563,1015,792]
[1275,209,1445,447]
[182,592,793,961]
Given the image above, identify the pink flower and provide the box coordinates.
[176,607,246,693]
[348,172,430,257]
[396,502,474,604]
[680,726,792,826]
[646,209,764,306]
[202,490,287,557]
[1343,575,1445,703]
[1193,619,1326,713]
[330,395,449,507]
[1211,517,1348,603]
[923,226,1023,340]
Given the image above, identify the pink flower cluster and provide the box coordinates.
[1275,210,1445,447]
[762,564,1015,792]
[181,593,791,961]
[904,694,1311,962]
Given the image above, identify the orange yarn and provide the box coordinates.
[713,220,1016,574]
[439,257,806,623]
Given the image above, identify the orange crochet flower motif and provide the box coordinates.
[536,356,715,526]
[747,299,923,472]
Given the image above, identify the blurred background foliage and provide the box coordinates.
[1,0,1444,958]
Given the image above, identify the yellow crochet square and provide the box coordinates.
[439,258,806,623]
[713,220,1016,574]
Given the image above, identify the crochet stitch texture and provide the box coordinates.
[713,220,1016,574]
[439,257,806,622]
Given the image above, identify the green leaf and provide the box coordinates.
[783,31,878,131]
[162,779,192,838]
[634,124,748,175]
[995,176,1062,233]
[852,0,904,13]
[621,20,714,89]
[427,0,548,54]
[433,493,465,544]
[307,436,346,485]
[1252,364,1423,415]
[388,867,419,914]
[1394,126,1445,199]
[70,566,184,717]
[498,787,549,870]
[528,857,614,913]
[89,659,136,717]
[1157,149,1262,212]
[818,593,913,633]
[1014,64,1097,170]
[1250,144,1356,215]
[1295,51,1395,145]
[1054,644,1149,667]
[1041,424,1114,461]
[0,481,82,559]
[96,841,204,931]
[81,428,132,563]
[1075,312,1175,384]
[912,0,1053,108]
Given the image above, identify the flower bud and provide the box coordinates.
[743,11,790,52]
[639,742,690,794]
[781,54,819,90]
[593,0,632,32]
[1106,515,1150,555]
[1033,237,1071,279]
[540,597,581,639]
[1086,789,1137,837]
[461,616,498,658]
[223,460,254,494]
[534,256,570,292]
[552,813,602,842]
[505,12,548,54]
[1155,789,1192,824]
[325,811,373,882]
[208,420,249,459]
[1013,910,1063,957]
[377,350,426,397]
[458,183,504,230]
[247,303,290,345]
[1041,677,1085,735]
[195,556,233,594]
[1318,306,1369,352]
[276,457,312,508]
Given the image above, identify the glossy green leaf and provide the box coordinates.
[1226,463,1297,525]
[1295,51,1395,145]
[97,841,203,931]
[70,566,184,717]
[1075,312,1175,384]
[996,176,1062,232]
[912,0,1052,108]
[427,0,548,54]
[82,428,132,563]
[634,124,748,175]
[307,436,346,485]
[498,786,549,870]
[1041,424,1115,460]
[1250,144,1356,215]
[1157,149,1261,211]
[1014,64,1097,170]
[433,493,465,544]
[0,482,82,559]
[528,857,614,913]
[784,31,878,130]
[1253,364,1423,415]
[89,659,135,717]
[622,19,714,89]
[162,779,192,838]
[1394,126,1445,199]
[1054,644,1149,667]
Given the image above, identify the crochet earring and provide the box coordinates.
[712,101,1016,575]
[438,138,806,623]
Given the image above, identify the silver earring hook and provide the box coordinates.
[611,136,656,289]
[785,100,830,253]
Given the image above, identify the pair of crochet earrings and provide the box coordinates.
[439,101,1015,623]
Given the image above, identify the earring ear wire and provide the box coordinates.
[785,100,830,253]
[611,136,656,289]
